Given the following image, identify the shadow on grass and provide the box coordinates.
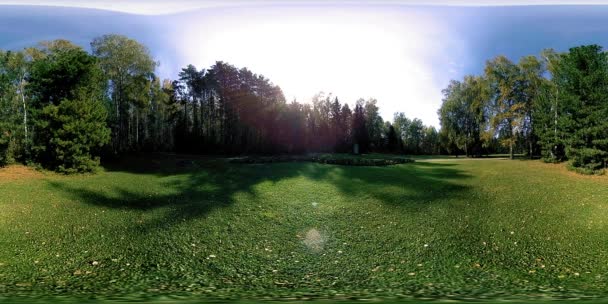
[308,160,472,210]
[47,154,472,230]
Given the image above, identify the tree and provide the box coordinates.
[393,112,410,153]
[421,126,439,155]
[485,56,525,159]
[406,118,424,154]
[143,77,175,151]
[363,98,384,150]
[352,100,369,153]
[386,123,399,153]
[0,51,20,164]
[91,34,157,154]
[330,97,343,151]
[28,42,110,172]
[0,50,31,165]
[517,55,544,157]
[338,103,352,152]
[438,76,489,157]
[552,45,608,172]
[534,49,566,162]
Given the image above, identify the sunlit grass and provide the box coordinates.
[1,155,607,301]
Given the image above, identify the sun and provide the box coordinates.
[174,6,452,127]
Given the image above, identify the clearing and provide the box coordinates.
[1,155,607,302]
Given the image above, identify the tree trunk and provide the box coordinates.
[510,140,514,160]
[136,109,139,148]
[554,88,558,144]
[20,75,27,153]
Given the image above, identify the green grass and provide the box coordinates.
[1,155,608,302]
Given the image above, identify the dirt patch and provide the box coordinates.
[0,165,44,182]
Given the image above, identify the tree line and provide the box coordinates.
[0,35,438,173]
[439,45,608,173]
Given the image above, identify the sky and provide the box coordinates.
[3,1,608,127]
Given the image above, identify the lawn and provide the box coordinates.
[1,154,608,302]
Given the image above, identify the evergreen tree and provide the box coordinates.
[28,42,110,172]
[553,45,608,172]
[352,100,369,153]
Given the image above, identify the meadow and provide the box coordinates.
[1,154,608,302]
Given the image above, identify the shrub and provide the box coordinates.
[230,155,414,167]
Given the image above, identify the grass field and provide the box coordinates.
[1,154,608,302]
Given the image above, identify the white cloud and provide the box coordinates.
[4,1,608,15]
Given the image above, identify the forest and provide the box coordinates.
[439,46,608,174]
[0,35,438,173]
[1,34,607,174]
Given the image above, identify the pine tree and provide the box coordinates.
[554,45,608,173]
[29,42,110,173]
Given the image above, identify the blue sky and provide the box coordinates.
[3,2,608,127]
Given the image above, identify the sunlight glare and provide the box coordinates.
[175,7,455,126]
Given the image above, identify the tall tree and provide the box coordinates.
[91,34,157,154]
[363,98,384,150]
[553,45,608,172]
[352,100,369,153]
[485,56,525,159]
[421,126,439,155]
[517,55,545,157]
[0,50,32,164]
[438,76,489,157]
[339,103,353,152]
[393,112,410,153]
[534,49,565,161]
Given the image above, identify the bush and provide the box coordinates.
[230,155,414,167]
[566,161,606,175]
[567,147,607,174]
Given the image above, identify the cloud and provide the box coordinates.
[5,0,608,15]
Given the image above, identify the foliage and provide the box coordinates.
[553,45,608,173]
[28,43,110,173]
[1,35,443,172]
[230,154,414,166]
[441,45,608,173]
[484,56,527,159]
[91,34,157,154]
[0,50,29,165]
[438,76,489,157]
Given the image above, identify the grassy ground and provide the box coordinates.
[1,154,608,302]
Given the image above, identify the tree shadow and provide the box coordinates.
[47,155,472,231]
[47,154,306,232]
[302,160,472,211]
